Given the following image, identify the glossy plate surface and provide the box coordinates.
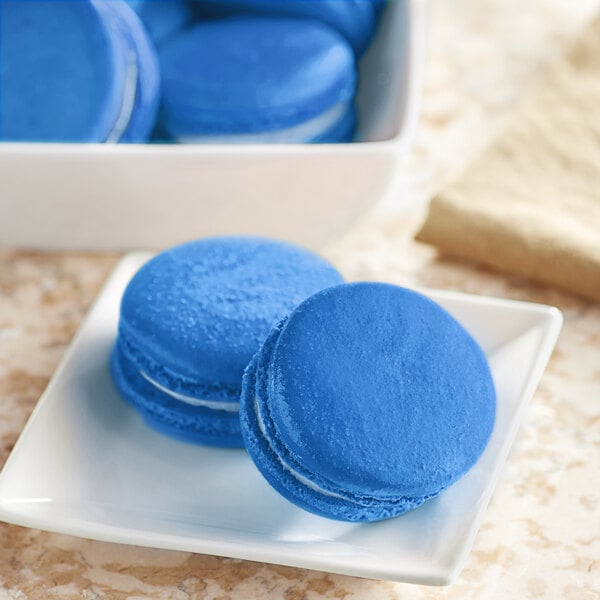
[0,253,562,585]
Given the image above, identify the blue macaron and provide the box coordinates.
[110,237,344,447]
[1,0,125,142]
[100,1,161,142]
[1,0,160,142]
[158,16,357,143]
[196,0,379,56]
[310,104,357,144]
[240,282,496,522]
[125,0,194,46]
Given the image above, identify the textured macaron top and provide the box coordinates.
[118,237,343,402]
[159,16,356,135]
[1,0,126,142]
[259,282,496,500]
[197,0,378,56]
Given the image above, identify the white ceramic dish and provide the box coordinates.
[0,253,562,585]
[0,0,425,252]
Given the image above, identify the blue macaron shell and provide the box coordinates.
[240,283,496,521]
[159,17,356,136]
[271,283,496,497]
[125,0,194,46]
[196,0,378,56]
[111,344,243,447]
[309,104,357,143]
[118,237,344,402]
[104,0,161,142]
[240,322,435,521]
[1,0,127,142]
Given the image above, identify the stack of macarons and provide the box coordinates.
[1,0,384,143]
[110,236,496,522]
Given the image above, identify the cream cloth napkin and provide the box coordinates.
[416,18,600,301]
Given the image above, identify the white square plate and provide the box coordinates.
[0,253,562,585]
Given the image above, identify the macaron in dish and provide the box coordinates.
[309,105,357,144]
[125,0,194,46]
[0,0,160,142]
[196,0,380,56]
[100,0,162,142]
[158,17,357,143]
[240,282,496,522]
[110,237,344,447]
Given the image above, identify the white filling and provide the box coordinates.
[140,370,240,413]
[254,396,345,500]
[179,101,347,144]
[106,49,139,142]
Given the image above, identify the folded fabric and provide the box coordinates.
[416,17,600,301]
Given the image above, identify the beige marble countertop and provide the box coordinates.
[1,0,600,598]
